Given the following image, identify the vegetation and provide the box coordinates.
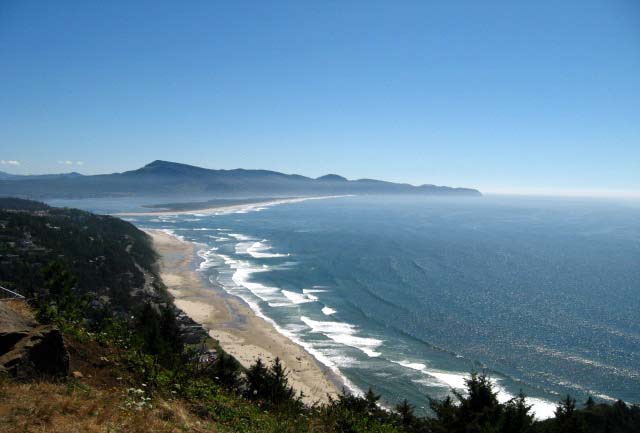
[0,197,162,312]
[1,198,638,432]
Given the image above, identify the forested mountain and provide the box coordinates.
[0,197,160,310]
[0,160,481,198]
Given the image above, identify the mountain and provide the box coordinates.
[0,170,22,180]
[316,174,348,181]
[0,160,481,198]
[0,171,84,181]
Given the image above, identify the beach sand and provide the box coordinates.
[147,229,342,404]
[119,196,350,217]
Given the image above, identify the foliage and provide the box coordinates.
[244,356,303,412]
[0,198,162,312]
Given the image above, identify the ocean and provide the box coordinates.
[52,195,640,417]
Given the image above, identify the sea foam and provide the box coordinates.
[158,228,185,242]
[246,241,289,258]
[235,240,289,258]
[303,288,328,293]
[201,252,362,396]
[301,316,383,358]
[197,247,220,271]
[282,290,318,304]
[321,306,337,315]
[228,233,254,241]
[390,360,557,420]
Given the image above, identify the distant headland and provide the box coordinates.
[0,160,481,199]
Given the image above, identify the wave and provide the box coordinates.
[527,344,640,380]
[393,360,427,371]
[303,288,328,293]
[228,233,255,241]
[197,247,220,271]
[389,359,557,420]
[322,306,337,316]
[282,290,318,304]
[301,316,383,358]
[235,240,290,258]
[198,254,362,396]
[267,302,296,308]
[157,228,185,242]
[246,241,289,258]
[189,230,366,395]
[213,254,302,310]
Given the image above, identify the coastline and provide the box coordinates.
[146,228,343,404]
[119,195,352,216]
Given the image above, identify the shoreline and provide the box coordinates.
[118,195,352,216]
[146,228,344,404]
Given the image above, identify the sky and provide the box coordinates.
[1,1,639,196]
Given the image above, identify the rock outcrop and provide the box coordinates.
[0,301,69,380]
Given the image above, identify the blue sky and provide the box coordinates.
[1,1,638,196]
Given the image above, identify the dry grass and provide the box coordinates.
[0,300,218,433]
[3,298,34,320]
[0,378,218,433]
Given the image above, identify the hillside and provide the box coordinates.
[0,197,163,311]
[0,160,481,199]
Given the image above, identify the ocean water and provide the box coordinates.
[61,195,640,417]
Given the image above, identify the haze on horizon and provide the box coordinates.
[1,1,639,198]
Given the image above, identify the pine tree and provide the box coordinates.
[454,372,502,427]
[268,357,295,404]
[245,358,269,400]
[428,395,457,433]
[500,391,534,433]
[138,302,161,356]
[554,395,583,433]
[365,387,381,413]
[211,351,241,390]
[396,399,417,430]
[585,396,595,410]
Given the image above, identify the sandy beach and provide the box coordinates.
[147,229,342,404]
[120,196,351,217]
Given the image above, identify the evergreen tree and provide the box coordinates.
[42,261,77,298]
[554,395,583,433]
[211,351,241,390]
[245,358,269,400]
[36,261,82,324]
[138,302,161,356]
[454,372,502,429]
[428,395,457,433]
[267,357,296,405]
[500,391,534,433]
[158,305,183,366]
[365,387,381,413]
[395,399,417,430]
[585,396,596,411]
